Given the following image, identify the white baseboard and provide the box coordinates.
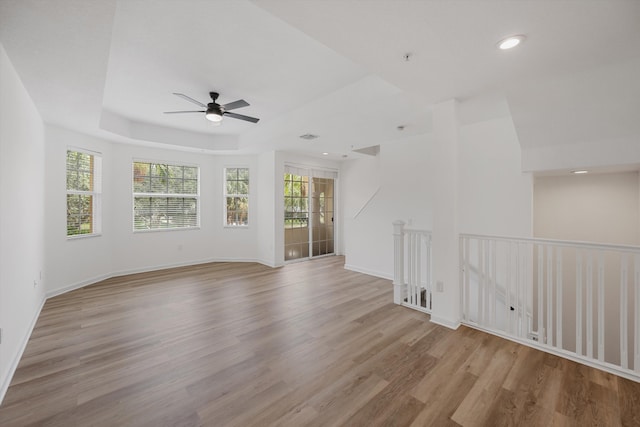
[46,272,112,299]
[0,296,46,405]
[46,257,279,298]
[429,315,461,330]
[344,264,393,281]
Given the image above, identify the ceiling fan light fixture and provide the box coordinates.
[205,106,223,122]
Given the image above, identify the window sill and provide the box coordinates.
[67,233,102,241]
[133,226,201,234]
[224,225,250,229]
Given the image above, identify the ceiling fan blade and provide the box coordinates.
[172,93,206,108]
[224,112,260,123]
[221,99,249,111]
[164,110,205,114]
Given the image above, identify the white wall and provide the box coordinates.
[534,172,640,245]
[43,128,341,295]
[458,116,533,237]
[109,144,260,275]
[340,112,532,327]
[44,127,262,296]
[44,126,114,295]
[0,44,46,400]
[256,152,276,266]
[342,135,434,279]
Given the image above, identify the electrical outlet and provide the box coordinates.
[33,280,38,288]
[436,281,444,292]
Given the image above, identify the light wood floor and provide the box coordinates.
[1,256,639,426]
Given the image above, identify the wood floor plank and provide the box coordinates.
[1,256,639,426]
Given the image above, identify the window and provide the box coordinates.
[224,167,249,226]
[133,161,199,231]
[284,173,309,228]
[66,149,102,237]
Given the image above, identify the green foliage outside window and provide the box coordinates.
[67,150,97,236]
[133,161,199,230]
[284,173,309,228]
[225,168,249,226]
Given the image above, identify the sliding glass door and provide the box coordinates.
[284,173,309,261]
[284,169,335,261]
[311,177,334,256]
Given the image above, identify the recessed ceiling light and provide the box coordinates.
[571,170,588,174]
[299,134,319,140]
[497,35,525,50]
[322,152,329,156]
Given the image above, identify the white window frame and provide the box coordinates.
[66,147,102,239]
[132,159,200,232]
[223,166,250,227]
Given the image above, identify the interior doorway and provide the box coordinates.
[284,170,335,261]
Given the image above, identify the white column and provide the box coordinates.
[393,220,405,305]
[430,99,460,328]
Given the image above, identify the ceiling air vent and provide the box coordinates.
[299,134,319,140]
[352,145,380,156]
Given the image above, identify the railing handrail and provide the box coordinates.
[460,233,640,383]
[403,227,431,235]
[460,233,640,254]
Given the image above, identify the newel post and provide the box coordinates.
[393,220,406,305]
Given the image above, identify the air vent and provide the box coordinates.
[299,134,319,140]
[352,145,380,156]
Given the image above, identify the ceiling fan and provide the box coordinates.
[164,92,259,123]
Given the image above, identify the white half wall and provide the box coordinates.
[0,43,46,401]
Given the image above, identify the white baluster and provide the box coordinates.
[515,242,521,337]
[537,245,544,343]
[598,253,605,362]
[491,240,497,328]
[556,249,563,349]
[576,252,583,356]
[392,220,405,305]
[621,255,628,369]
[635,255,640,372]
[464,237,470,322]
[587,253,593,359]
[547,246,553,346]
[476,239,482,325]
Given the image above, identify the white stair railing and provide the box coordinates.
[460,234,640,382]
[393,221,432,314]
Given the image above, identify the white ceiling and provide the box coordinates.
[1,0,639,166]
